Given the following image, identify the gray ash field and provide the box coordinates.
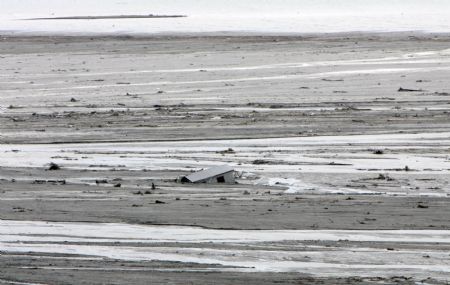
[0,34,450,284]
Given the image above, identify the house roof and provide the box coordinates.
[184,165,234,183]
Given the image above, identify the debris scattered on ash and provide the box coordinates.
[398,87,423,92]
[48,162,60,171]
[376,174,395,181]
[434,91,450,96]
[417,203,429,209]
[217,148,235,154]
[253,159,271,165]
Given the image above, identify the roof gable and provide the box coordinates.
[185,165,234,182]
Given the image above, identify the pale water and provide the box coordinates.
[1,0,450,35]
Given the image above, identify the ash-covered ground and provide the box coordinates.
[0,34,449,284]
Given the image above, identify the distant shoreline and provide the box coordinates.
[24,14,187,20]
[2,31,450,40]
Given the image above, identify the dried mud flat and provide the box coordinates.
[0,33,450,284]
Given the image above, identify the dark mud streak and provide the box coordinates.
[24,15,187,20]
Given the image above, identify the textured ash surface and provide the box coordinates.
[0,34,449,284]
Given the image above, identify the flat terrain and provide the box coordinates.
[0,34,449,284]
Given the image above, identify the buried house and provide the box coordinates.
[180,165,235,184]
